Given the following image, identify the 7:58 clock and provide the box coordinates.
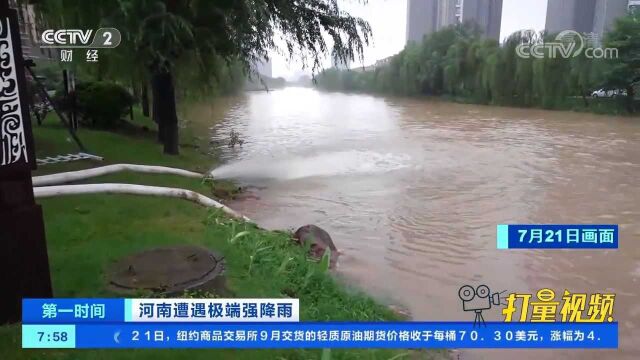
[22,325,76,348]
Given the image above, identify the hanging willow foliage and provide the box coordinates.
[316,14,640,114]
[36,0,373,154]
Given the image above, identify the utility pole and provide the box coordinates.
[0,0,53,324]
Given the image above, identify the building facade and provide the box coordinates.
[406,0,439,43]
[459,0,503,40]
[406,0,502,44]
[546,0,632,38]
[545,0,596,34]
[10,0,56,60]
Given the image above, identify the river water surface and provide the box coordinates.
[194,87,640,359]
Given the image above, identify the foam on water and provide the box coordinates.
[210,150,411,181]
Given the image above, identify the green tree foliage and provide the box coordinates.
[316,16,640,114]
[39,0,372,154]
[604,10,640,111]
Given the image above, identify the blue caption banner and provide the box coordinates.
[496,224,618,249]
[23,299,125,323]
[23,298,299,323]
[22,322,617,349]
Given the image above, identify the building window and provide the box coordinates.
[455,0,463,22]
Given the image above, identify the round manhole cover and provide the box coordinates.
[107,245,225,294]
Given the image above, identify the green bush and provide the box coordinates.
[75,81,133,128]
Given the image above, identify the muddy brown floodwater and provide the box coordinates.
[193,87,640,359]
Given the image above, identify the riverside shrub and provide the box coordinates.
[75,81,133,128]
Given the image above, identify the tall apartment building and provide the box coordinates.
[545,0,596,34]
[460,0,503,40]
[546,0,631,38]
[593,0,631,36]
[406,0,444,43]
[406,0,502,44]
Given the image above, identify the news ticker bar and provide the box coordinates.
[23,299,299,323]
[496,224,618,249]
[22,322,617,349]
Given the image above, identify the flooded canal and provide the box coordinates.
[194,87,640,359]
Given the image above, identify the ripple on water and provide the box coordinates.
[199,89,640,360]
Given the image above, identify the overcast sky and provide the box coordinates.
[272,0,548,79]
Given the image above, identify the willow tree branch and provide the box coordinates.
[33,183,249,221]
[32,164,204,187]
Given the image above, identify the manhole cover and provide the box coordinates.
[107,245,225,295]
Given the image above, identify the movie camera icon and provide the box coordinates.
[458,284,507,327]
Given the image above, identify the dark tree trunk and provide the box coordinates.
[626,85,635,113]
[141,84,150,117]
[151,75,163,143]
[62,69,70,129]
[580,87,589,108]
[129,82,137,123]
[131,79,140,99]
[152,70,179,155]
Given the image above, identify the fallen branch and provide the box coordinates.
[33,183,250,221]
[32,164,204,187]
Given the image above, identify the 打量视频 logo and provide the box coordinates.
[458,285,616,326]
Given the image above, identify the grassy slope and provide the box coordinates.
[0,112,448,360]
